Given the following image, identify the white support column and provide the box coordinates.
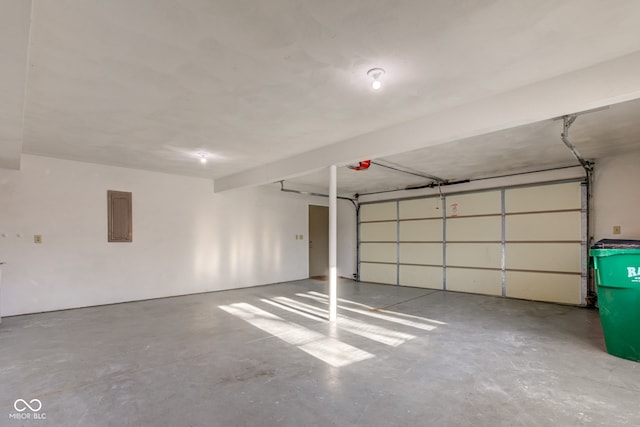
[329,164,337,322]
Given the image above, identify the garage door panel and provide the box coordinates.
[506,271,581,305]
[361,222,397,241]
[506,183,581,213]
[506,243,581,273]
[446,268,502,296]
[361,243,396,263]
[360,263,397,285]
[399,198,441,220]
[400,219,442,241]
[447,243,502,269]
[446,191,501,216]
[400,265,443,289]
[506,212,581,241]
[358,181,585,306]
[399,243,442,265]
[361,202,397,221]
[447,216,501,241]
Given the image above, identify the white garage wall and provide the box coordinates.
[0,155,343,316]
[592,148,640,241]
[8,149,634,317]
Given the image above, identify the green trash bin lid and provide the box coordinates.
[591,239,640,249]
[590,239,640,258]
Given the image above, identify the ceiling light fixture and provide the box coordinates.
[198,153,208,164]
[367,68,385,90]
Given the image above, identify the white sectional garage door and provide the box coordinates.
[359,181,586,305]
[360,202,398,285]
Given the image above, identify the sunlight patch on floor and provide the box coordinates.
[296,293,438,331]
[219,303,374,367]
[219,290,445,367]
[271,296,415,347]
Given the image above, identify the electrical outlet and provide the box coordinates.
[34,234,42,243]
[613,226,621,235]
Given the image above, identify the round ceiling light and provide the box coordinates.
[367,68,385,90]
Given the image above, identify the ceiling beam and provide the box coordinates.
[215,51,640,192]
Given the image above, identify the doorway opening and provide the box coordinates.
[308,205,329,280]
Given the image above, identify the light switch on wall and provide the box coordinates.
[34,234,42,243]
[613,226,621,235]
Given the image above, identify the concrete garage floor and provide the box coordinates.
[1,279,639,427]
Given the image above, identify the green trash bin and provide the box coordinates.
[591,239,640,362]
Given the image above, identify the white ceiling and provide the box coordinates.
[2,0,640,191]
[286,98,640,195]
